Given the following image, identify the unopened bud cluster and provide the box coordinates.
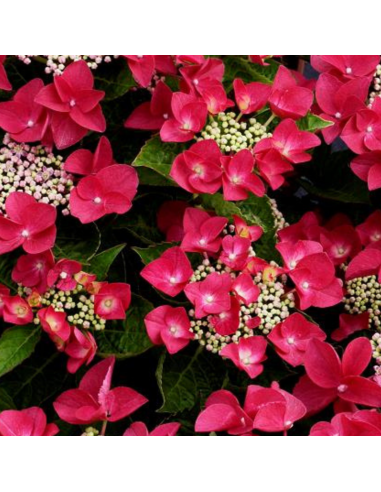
[0,135,73,215]
[270,198,289,232]
[344,275,381,329]
[81,427,100,437]
[198,112,272,153]
[17,55,119,76]
[369,65,381,106]
[254,271,295,335]
[189,260,294,354]
[19,283,106,332]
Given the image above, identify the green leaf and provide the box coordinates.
[96,295,153,359]
[224,56,279,90]
[89,244,126,280]
[299,147,371,205]
[95,61,136,101]
[132,135,187,182]
[156,347,228,414]
[0,251,17,291]
[297,113,334,132]
[133,243,174,265]
[54,221,101,263]
[0,388,15,411]
[0,326,41,378]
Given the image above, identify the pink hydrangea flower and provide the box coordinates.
[70,165,138,224]
[38,306,72,351]
[94,283,132,320]
[294,338,381,416]
[170,140,222,194]
[222,149,265,200]
[233,79,271,114]
[12,250,55,294]
[268,313,326,367]
[124,422,181,437]
[65,136,115,176]
[269,66,314,120]
[220,336,267,378]
[181,208,227,254]
[54,357,148,425]
[141,247,193,297]
[185,272,232,319]
[0,407,59,436]
[144,305,193,354]
[0,79,50,143]
[3,295,33,325]
[0,192,57,255]
[35,61,106,149]
[64,328,97,374]
[125,81,173,130]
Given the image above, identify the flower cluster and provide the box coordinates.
[17,55,119,76]
[0,250,132,373]
[0,134,73,214]
[2,55,381,437]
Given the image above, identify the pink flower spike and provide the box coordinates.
[3,296,33,325]
[94,283,131,320]
[0,192,57,255]
[12,250,55,294]
[0,407,59,437]
[141,247,193,297]
[144,305,193,355]
[181,208,227,254]
[54,357,148,425]
[65,328,97,374]
[38,306,72,350]
[185,272,232,319]
[268,313,326,367]
[220,336,267,379]
[65,136,115,176]
[47,259,82,291]
[233,79,271,114]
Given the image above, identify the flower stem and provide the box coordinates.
[264,114,276,128]
[100,420,108,437]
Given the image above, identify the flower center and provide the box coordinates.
[335,112,342,119]
[94,197,102,204]
[337,384,348,394]
[287,337,295,345]
[70,99,76,107]
[302,282,309,290]
[346,67,352,75]
[169,277,178,285]
[21,230,29,238]
[205,295,214,304]
[27,120,34,127]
